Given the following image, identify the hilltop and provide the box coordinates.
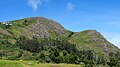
[0,17,118,51]
[0,17,119,66]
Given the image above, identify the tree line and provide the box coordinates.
[0,35,120,67]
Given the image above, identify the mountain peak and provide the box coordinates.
[0,17,67,38]
[0,17,119,57]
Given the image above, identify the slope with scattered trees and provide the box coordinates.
[0,17,120,67]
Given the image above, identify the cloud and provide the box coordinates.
[66,2,74,11]
[28,0,48,11]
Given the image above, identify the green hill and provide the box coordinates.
[69,30,118,58]
[0,17,119,66]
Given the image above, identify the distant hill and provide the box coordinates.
[69,30,118,57]
[0,17,119,66]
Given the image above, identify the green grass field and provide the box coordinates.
[0,60,23,67]
[0,60,82,67]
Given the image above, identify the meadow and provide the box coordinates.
[0,60,82,67]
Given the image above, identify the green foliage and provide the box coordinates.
[0,17,119,67]
[107,51,120,67]
[67,31,74,38]
[0,40,18,50]
[11,18,36,27]
[14,36,109,66]
[0,34,119,66]
[20,51,34,60]
[0,23,12,29]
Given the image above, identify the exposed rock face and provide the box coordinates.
[69,30,119,57]
[0,17,119,57]
[87,30,101,36]
[28,21,50,38]
[0,17,66,38]
[26,17,66,38]
[0,28,11,35]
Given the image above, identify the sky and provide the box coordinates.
[0,0,120,48]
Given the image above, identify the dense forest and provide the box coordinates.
[0,35,120,67]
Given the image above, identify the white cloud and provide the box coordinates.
[66,2,74,11]
[28,0,48,11]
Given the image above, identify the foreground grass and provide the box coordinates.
[0,60,23,67]
[0,60,82,67]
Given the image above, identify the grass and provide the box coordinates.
[0,60,23,67]
[0,60,82,67]
[30,63,82,67]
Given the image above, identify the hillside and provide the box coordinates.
[0,17,120,66]
[0,17,70,38]
[0,17,71,44]
[0,17,119,53]
[69,30,118,57]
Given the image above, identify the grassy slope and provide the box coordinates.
[0,17,119,59]
[0,17,69,39]
[0,60,23,67]
[0,60,82,67]
[69,30,119,57]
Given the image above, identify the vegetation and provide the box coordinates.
[107,51,120,67]
[0,17,120,67]
[0,60,23,67]
[0,35,119,66]
[0,60,82,67]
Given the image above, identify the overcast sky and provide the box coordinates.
[0,0,120,48]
